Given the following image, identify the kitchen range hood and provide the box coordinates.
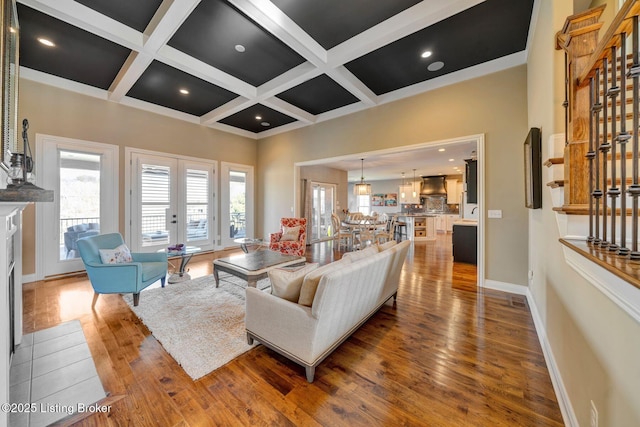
[420,176,447,197]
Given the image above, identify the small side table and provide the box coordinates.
[234,238,267,253]
[166,246,201,283]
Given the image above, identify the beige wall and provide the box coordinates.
[528,0,640,425]
[257,66,530,286]
[19,79,257,275]
[299,165,348,216]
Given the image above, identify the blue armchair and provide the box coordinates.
[76,233,167,307]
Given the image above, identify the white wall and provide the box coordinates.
[527,1,640,425]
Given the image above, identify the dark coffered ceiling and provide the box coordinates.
[16,0,535,138]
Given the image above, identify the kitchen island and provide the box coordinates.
[397,214,436,241]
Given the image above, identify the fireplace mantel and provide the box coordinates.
[0,202,27,427]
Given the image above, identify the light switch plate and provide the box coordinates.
[488,210,502,218]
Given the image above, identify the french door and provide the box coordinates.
[310,182,336,242]
[128,151,215,252]
[37,135,118,277]
[220,162,254,248]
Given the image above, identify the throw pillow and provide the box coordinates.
[99,244,133,264]
[377,240,397,251]
[341,245,379,263]
[298,258,350,307]
[280,225,301,241]
[269,263,319,302]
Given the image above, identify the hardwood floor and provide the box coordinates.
[22,233,563,426]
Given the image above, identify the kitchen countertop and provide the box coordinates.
[453,219,478,226]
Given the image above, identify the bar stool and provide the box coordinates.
[393,216,407,241]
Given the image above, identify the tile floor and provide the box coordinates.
[9,320,106,427]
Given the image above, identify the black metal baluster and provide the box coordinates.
[600,57,611,249]
[564,52,569,147]
[588,77,596,244]
[629,16,640,260]
[619,33,630,256]
[593,67,603,246]
[609,45,621,252]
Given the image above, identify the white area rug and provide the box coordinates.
[123,273,269,380]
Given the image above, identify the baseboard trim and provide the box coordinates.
[526,288,578,427]
[22,273,36,284]
[483,279,527,295]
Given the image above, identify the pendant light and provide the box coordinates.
[400,172,406,199]
[412,169,417,198]
[354,158,372,196]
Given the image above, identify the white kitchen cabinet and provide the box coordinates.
[435,215,446,232]
[446,179,461,204]
[445,214,459,232]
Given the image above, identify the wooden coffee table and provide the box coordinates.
[213,250,305,288]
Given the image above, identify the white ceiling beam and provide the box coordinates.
[200,97,254,125]
[262,97,315,124]
[327,0,486,67]
[228,0,327,66]
[108,0,202,102]
[18,0,143,51]
[20,66,109,100]
[257,62,322,100]
[142,0,201,53]
[326,67,378,106]
[108,52,153,102]
[119,96,201,124]
[158,46,257,99]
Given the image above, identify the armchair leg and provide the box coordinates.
[161,276,166,288]
[91,292,99,309]
[133,293,140,306]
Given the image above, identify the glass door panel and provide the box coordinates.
[140,163,171,247]
[58,151,101,260]
[220,162,254,248]
[229,170,246,239]
[311,182,335,242]
[186,168,209,242]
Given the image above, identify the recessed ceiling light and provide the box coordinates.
[421,50,432,58]
[37,37,55,47]
[428,61,445,72]
[438,148,445,152]
[255,115,262,120]
[235,44,246,53]
[261,122,270,127]
[179,88,189,95]
[448,158,454,162]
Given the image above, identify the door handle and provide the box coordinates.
[171,220,177,224]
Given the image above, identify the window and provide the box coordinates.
[357,195,371,216]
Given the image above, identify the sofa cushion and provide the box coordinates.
[298,258,350,306]
[280,225,301,241]
[269,263,319,302]
[377,240,397,251]
[341,245,379,263]
[99,244,133,264]
[73,223,89,232]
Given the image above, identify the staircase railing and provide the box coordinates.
[557,0,640,287]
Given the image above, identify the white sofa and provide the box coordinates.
[245,240,411,382]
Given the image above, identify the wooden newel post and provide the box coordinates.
[556,6,605,208]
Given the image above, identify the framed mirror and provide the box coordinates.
[1,0,19,174]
